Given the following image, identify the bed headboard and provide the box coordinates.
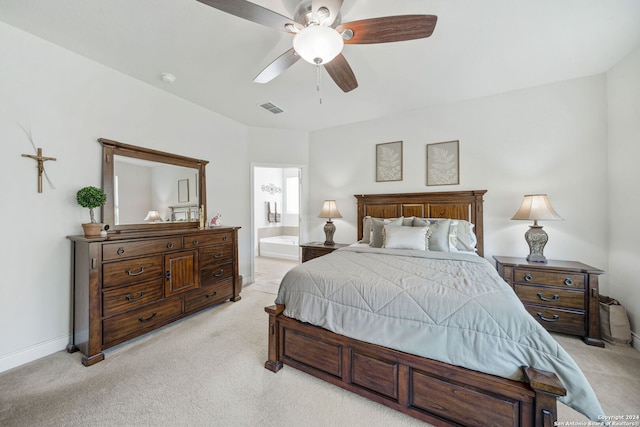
[354,190,487,257]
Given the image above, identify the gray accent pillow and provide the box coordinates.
[370,217,403,248]
[426,219,451,252]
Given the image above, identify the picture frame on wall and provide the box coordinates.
[178,179,190,202]
[426,140,459,186]
[376,141,403,182]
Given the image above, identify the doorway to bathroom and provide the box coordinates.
[251,164,302,292]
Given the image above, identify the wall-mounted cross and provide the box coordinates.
[22,147,57,193]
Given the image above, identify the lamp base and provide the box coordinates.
[526,253,548,263]
[524,225,548,264]
[323,220,336,246]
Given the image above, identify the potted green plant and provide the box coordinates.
[76,186,107,238]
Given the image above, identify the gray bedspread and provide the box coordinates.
[275,246,605,422]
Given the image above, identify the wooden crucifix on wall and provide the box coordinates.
[22,147,56,193]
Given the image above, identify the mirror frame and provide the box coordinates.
[100,138,208,233]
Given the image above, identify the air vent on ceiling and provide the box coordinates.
[259,102,285,114]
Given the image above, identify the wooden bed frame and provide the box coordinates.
[265,191,566,427]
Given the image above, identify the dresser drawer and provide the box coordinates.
[103,255,164,288]
[184,278,234,313]
[103,238,182,261]
[513,268,585,289]
[514,285,584,310]
[200,264,234,286]
[523,305,585,335]
[303,248,332,262]
[102,278,164,317]
[199,243,233,269]
[183,232,233,249]
[103,297,183,345]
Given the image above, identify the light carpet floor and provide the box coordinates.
[1,258,638,426]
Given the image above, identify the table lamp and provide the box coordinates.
[511,194,563,263]
[318,200,342,246]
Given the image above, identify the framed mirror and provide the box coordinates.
[100,138,208,233]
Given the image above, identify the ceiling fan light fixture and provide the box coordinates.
[293,24,344,65]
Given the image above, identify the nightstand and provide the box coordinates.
[493,256,605,347]
[300,242,349,263]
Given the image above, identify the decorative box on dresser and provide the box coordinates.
[300,242,349,262]
[68,226,241,366]
[493,256,604,347]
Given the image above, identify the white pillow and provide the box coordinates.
[362,216,403,244]
[455,220,477,252]
[383,225,427,250]
[370,217,404,247]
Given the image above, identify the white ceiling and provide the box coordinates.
[2,0,640,131]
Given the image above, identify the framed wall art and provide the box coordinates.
[178,178,190,202]
[376,141,403,182]
[426,140,459,186]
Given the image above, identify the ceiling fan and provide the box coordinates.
[196,0,437,92]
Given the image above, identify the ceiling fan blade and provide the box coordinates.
[324,54,358,92]
[312,0,343,26]
[254,48,301,84]
[197,0,301,33]
[336,15,437,44]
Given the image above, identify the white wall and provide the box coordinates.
[607,43,640,341]
[309,75,610,288]
[0,22,251,372]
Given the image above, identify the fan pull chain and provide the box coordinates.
[315,62,322,104]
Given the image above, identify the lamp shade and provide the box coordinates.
[511,194,563,222]
[293,25,344,64]
[318,200,342,219]
[144,210,162,222]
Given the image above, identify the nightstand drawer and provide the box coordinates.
[524,305,585,335]
[514,285,584,310]
[513,268,585,289]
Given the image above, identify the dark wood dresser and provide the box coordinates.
[300,242,349,262]
[68,226,241,366]
[493,256,604,347]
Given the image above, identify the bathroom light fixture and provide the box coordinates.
[318,200,342,246]
[293,24,344,65]
[511,194,563,263]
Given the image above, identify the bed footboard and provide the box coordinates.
[264,304,565,427]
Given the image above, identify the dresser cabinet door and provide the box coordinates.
[164,250,199,297]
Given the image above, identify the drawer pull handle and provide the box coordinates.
[192,239,199,245]
[138,312,157,323]
[117,247,125,255]
[536,312,559,322]
[205,291,218,299]
[167,242,174,249]
[223,236,228,241]
[537,292,559,302]
[213,269,225,277]
[126,266,145,276]
[524,274,532,282]
[165,271,171,280]
[125,291,145,301]
[564,278,573,286]
[213,252,224,258]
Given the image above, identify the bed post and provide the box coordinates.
[264,304,285,372]
[523,367,566,427]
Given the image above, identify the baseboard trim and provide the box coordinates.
[0,335,70,373]
[632,331,640,352]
